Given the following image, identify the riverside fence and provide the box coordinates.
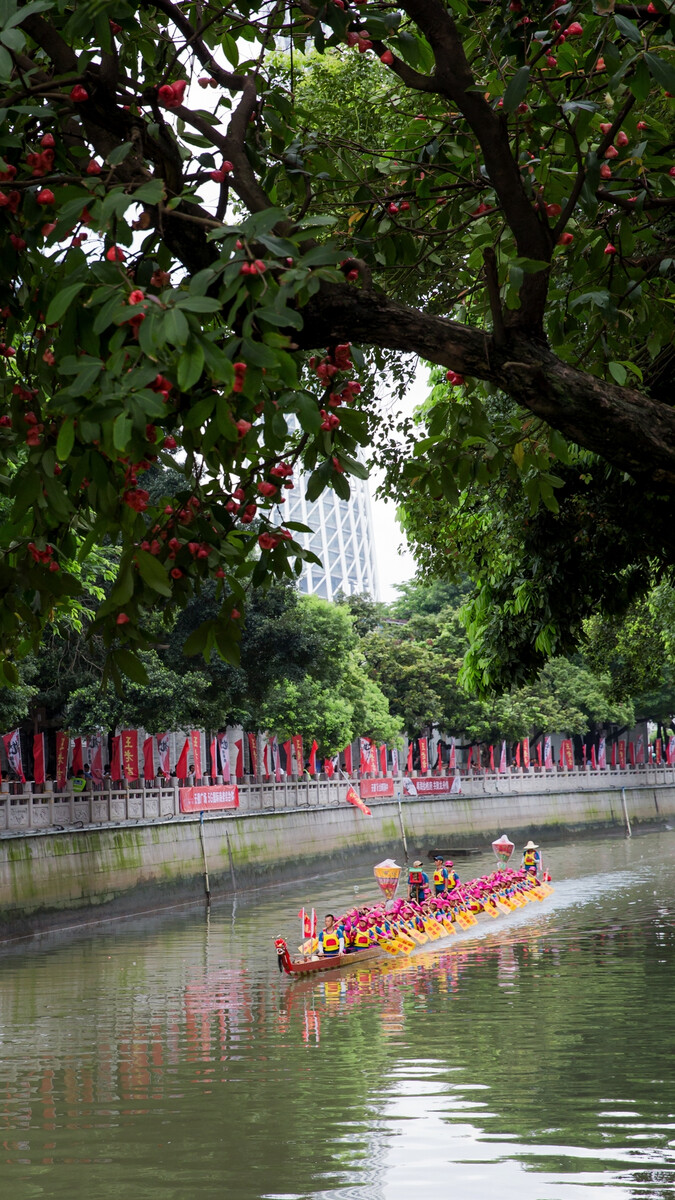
[2,765,675,835]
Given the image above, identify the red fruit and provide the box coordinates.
[669,166,675,177]
[605,145,619,159]
[116,613,130,625]
[647,1,657,10]
[236,419,251,437]
[70,85,89,102]
[616,131,629,147]
[128,289,145,305]
[637,121,648,130]
[546,56,557,67]
[0,164,16,182]
[231,607,240,617]
[566,21,583,35]
[557,231,574,246]
[86,159,102,175]
[258,532,279,550]
[473,202,490,216]
[49,561,60,572]
[163,435,177,450]
[387,202,399,214]
[604,243,617,255]
[599,164,612,179]
[0,415,11,427]
[599,122,612,134]
[158,80,187,109]
[10,234,26,251]
[198,77,211,88]
[346,269,359,281]
[257,481,278,497]
[445,370,464,385]
[170,567,183,579]
[253,259,266,272]
[106,245,125,261]
[400,201,410,211]
[110,19,122,33]
[210,169,227,183]
[41,133,55,149]
[380,50,394,65]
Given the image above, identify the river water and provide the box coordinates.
[1,829,674,1199]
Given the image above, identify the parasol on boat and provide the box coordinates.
[491,834,515,865]
[374,859,401,900]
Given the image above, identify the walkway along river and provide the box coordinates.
[0,830,673,1200]
[1,768,674,937]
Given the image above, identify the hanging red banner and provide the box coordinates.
[343,743,353,775]
[618,740,626,769]
[418,738,428,774]
[56,731,70,786]
[489,744,495,771]
[175,737,190,779]
[292,734,303,775]
[110,735,122,782]
[121,730,139,779]
[522,737,530,769]
[179,784,239,812]
[308,739,318,774]
[143,737,154,779]
[406,741,413,771]
[33,732,46,786]
[360,778,394,799]
[283,739,292,775]
[515,741,521,769]
[247,731,259,778]
[564,739,574,770]
[156,733,170,776]
[87,733,104,784]
[379,744,387,775]
[190,730,202,779]
[217,733,230,782]
[656,738,662,765]
[71,737,83,775]
[235,738,244,778]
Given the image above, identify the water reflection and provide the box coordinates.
[0,831,674,1199]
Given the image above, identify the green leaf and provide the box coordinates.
[644,53,675,94]
[608,361,627,385]
[136,550,173,597]
[174,295,222,313]
[113,414,132,451]
[45,281,87,325]
[295,393,321,433]
[56,417,75,462]
[614,13,642,44]
[107,141,133,165]
[115,648,149,685]
[177,339,205,390]
[503,66,530,114]
[133,179,166,204]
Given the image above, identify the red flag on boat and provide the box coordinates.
[345,784,371,816]
[522,737,530,768]
[309,739,318,774]
[175,737,190,779]
[71,737,83,775]
[537,741,542,767]
[298,908,317,938]
[33,732,46,785]
[143,736,154,779]
[156,733,170,776]
[656,738,662,765]
[343,743,353,774]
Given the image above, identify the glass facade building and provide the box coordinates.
[285,474,380,602]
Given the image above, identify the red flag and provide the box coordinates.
[262,740,269,778]
[499,740,507,773]
[190,730,202,779]
[343,743,353,774]
[418,737,428,773]
[515,741,521,768]
[619,740,626,768]
[345,784,371,816]
[611,741,617,768]
[522,737,530,768]
[379,744,387,775]
[309,739,318,774]
[283,740,292,775]
[324,757,335,779]
[292,734,303,775]
[3,730,26,784]
[564,739,574,770]
[217,733,230,782]
[628,740,635,766]
[33,732,46,785]
[235,738,244,778]
[359,737,371,774]
[210,737,218,777]
[55,731,69,786]
[71,737,83,775]
[121,730,139,780]
[143,736,154,779]
[110,735,122,782]
[175,737,190,779]
[591,745,597,769]
[156,733,170,776]
[467,745,473,770]
[448,739,456,769]
[537,742,542,767]
[406,740,413,771]
[272,737,282,783]
[656,738,662,765]
[247,732,259,778]
[489,744,495,772]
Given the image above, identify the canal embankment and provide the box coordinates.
[1,767,674,938]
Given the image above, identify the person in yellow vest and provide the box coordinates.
[432,856,448,896]
[522,841,541,877]
[317,913,344,957]
[71,770,87,793]
[408,861,429,903]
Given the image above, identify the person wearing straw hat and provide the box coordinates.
[521,840,541,877]
[408,860,429,903]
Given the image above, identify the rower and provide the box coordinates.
[521,840,541,877]
[432,856,448,896]
[445,860,461,891]
[317,913,344,957]
[408,860,429,903]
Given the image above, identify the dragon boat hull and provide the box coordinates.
[275,940,382,975]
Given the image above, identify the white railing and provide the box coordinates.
[0,765,673,835]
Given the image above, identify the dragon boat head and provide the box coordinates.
[274,937,292,974]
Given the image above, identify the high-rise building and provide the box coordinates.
[285,474,380,601]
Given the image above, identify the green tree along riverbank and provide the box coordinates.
[0,0,674,702]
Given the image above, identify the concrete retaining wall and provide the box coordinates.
[1,782,672,938]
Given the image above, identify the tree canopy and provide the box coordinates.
[0,0,674,690]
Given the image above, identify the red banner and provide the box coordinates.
[611,741,617,768]
[56,731,69,786]
[292,734,303,775]
[33,732,46,785]
[235,738,244,778]
[309,739,318,774]
[379,744,387,775]
[110,735,122,782]
[156,733,170,776]
[324,756,335,779]
[522,737,530,769]
[515,741,521,769]
[175,737,190,779]
[563,739,574,770]
[656,738,662,765]
[628,740,635,766]
[360,778,394,799]
[489,744,495,771]
[414,777,455,795]
[618,740,626,769]
[345,784,371,816]
[247,732,259,778]
[448,739,456,769]
[283,739,292,775]
[191,730,202,779]
[217,733,230,782]
[418,737,428,774]
[343,743,353,774]
[71,736,83,775]
[406,741,413,771]
[87,733,104,784]
[121,730,139,780]
[179,784,239,812]
[143,736,154,779]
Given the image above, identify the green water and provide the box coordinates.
[0,830,674,1199]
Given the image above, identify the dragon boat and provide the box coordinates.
[275,845,553,978]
